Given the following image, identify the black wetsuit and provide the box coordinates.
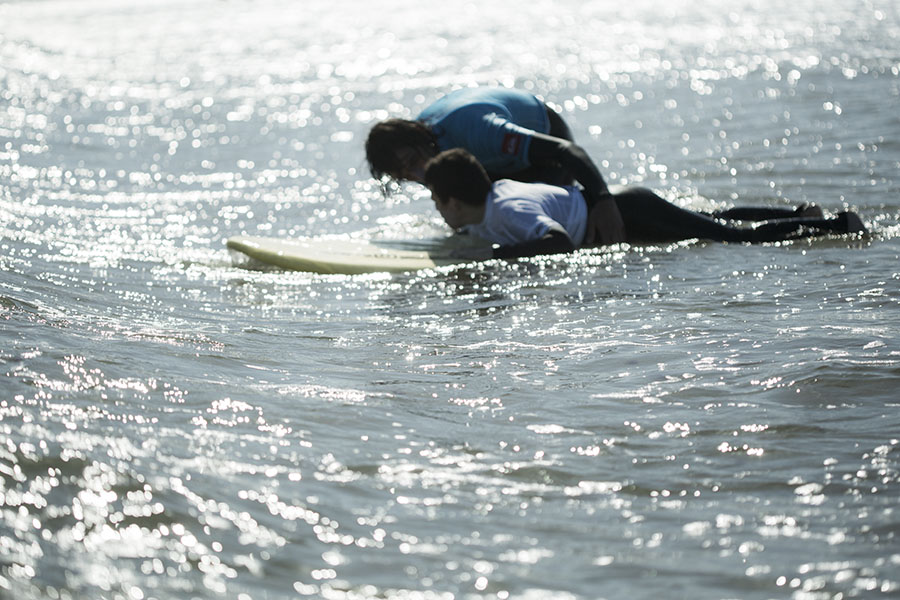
[611,187,858,244]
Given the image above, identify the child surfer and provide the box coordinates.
[423,149,867,260]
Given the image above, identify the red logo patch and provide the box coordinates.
[502,133,522,155]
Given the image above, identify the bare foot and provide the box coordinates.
[837,211,867,234]
[794,203,824,218]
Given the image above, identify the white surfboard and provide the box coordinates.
[226,235,471,274]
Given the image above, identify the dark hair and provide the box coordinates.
[423,149,492,206]
[364,118,437,182]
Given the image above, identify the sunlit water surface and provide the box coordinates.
[2,0,899,598]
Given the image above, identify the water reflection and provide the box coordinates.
[2,0,899,597]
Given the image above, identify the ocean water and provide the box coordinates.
[1,0,899,598]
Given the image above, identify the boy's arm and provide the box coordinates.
[527,133,626,245]
[492,228,575,259]
[450,229,575,260]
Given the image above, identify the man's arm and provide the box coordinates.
[527,133,626,245]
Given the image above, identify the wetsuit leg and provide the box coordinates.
[712,206,798,221]
[611,187,857,244]
[745,212,863,240]
[708,203,823,221]
[612,187,741,243]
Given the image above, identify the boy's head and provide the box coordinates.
[423,149,492,205]
[423,149,492,230]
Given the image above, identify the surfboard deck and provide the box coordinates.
[227,235,469,274]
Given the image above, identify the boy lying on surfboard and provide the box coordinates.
[422,148,867,260]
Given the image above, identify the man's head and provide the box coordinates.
[365,119,438,184]
[423,149,492,229]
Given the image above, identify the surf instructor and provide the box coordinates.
[364,87,626,245]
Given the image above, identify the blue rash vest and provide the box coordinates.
[416,88,550,177]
